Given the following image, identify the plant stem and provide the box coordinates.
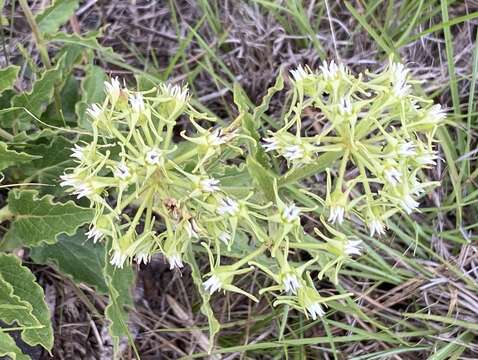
[234,244,268,268]
[170,147,198,165]
[18,0,66,126]
[163,124,174,150]
[0,206,13,223]
[336,149,350,190]
[18,0,51,69]
[0,128,13,141]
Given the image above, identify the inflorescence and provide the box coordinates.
[60,59,444,320]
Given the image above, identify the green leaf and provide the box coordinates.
[0,330,30,360]
[252,71,284,123]
[0,90,15,120]
[30,231,108,293]
[232,82,250,113]
[0,65,19,95]
[0,142,41,172]
[25,135,75,184]
[76,64,107,129]
[278,151,342,187]
[246,156,276,202]
[4,49,83,129]
[21,135,73,187]
[0,276,40,333]
[233,84,256,142]
[12,128,60,143]
[234,84,270,168]
[185,246,220,353]
[53,43,86,71]
[0,253,53,350]
[428,331,473,360]
[403,313,478,331]
[103,240,135,353]
[36,0,79,34]
[4,190,94,248]
[45,31,118,58]
[41,75,80,126]
[7,56,66,129]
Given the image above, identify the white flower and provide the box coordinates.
[208,130,225,146]
[217,197,239,216]
[59,173,79,188]
[328,205,345,224]
[410,176,429,197]
[60,174,93,199]
[185,219,200,239]
[400,194,419,214]
[208,128,237,147]
[319,60,347,80]
[135,252,151,265]
[345,240,362,256]
[145,148,161,165]
[428,104,446,122]
[398,142,416,156]
[86,104,102,120]
[86,225,104,243]
[104,77,122,103]
[168,255,184,270]
[130,93,145,113]
[390,62,410,97]
[415,152,437,166]
[283,274,301,294]
[290,65,313,82]
[283,145,304,161]
[74,183,94,199]
[338,97,352,115]
[262,137,279,152]
[71,145,84,161]
[368,219,385,237]
[110,249,128,268]
[384,167,402,186]
[219,231,231,244]
[114,162,130,180]
[306,302,325,320]
[203,275,222,294]
[200,178,220,193]
[282,203,300,223]
[161,83,189,104]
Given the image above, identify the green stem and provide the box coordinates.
[356,160,373,199]
[143,188,154,231]
[279,151,342,187]
[18,0,65,126]
[142,121,154,147]
[163,124,174,150]
[0,128,13,141]
[288,242,328,251]
[234,244,268,269]
[336,149,350,190]
[18,0,51,69]
[110,126,141,157]
[129,187,154,230]
[169,147,198,165]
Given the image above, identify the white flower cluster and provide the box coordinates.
[264,58,444,237]
[59,62,443,322]
[60,79,240,269]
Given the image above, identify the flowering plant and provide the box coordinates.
[60,59,443,321]
[268,59,444,234]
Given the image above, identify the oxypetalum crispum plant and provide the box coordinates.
[60,59,444,320]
